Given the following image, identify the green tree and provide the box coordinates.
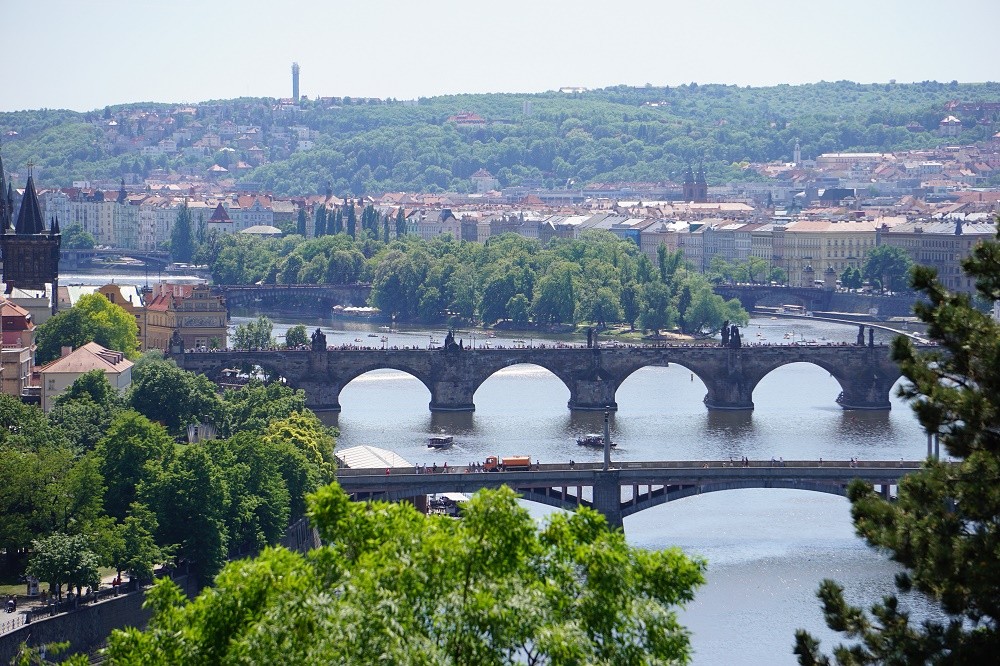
[840,266,864,290]
[143,446,228,586]
[296,207,307,236]
[639,281,677,335]
[35,293,140,364]
[862,244,913,293]
[314,205,327,237]
[395,206,406,238]
[96,410,174,521]
[346,203,357,238]
[794,227,1000,663]
[170,202,195,263]
[128,356,222,437]
[104,483,705,665]
[220,380,307,438]
[62,223,96,250]
[284,324,308,348]
[260,411,337,484]
[109,503,167,586]
[506,293,531,326]
[588,286,624,327]
[232,315,275,349]
[27,533,101,600]
[55,369,123,408]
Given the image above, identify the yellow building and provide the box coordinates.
[145,283,228,351]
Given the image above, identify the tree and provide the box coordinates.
[346,203,357,238]
[171,202,195,263]
[284,324,308,348]
[506,293,531,326]
[840,266,864,290]
[55,369,122,409]
[794,226,1000,663]
[109,503,167,586]
[232,315,275,350]
[296,207,307,236]
[260,410,337,484]
[314,205,327,237]
[26,533,101,600]
[62,224,96,250]
[35,293,140,364]
[639,281,676,335]
[588,286,624,327]
[128,356,222,437]
[862,244,913,293]
[143,446,228,586]
[96,410,174,521]
[395,206,406,238]
[104,483,705,665]
[220,380,307,438]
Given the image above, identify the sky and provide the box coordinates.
[3,0,999,112]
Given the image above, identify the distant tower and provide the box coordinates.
[793,138,801,166]
[292,62,300,103]
[682,164,695,201]
[694,163,708,203]
[0,164,61,314]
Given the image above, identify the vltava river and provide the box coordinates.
[228,312,930,665]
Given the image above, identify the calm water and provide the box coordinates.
[228,312,928,666]
[66,275,930,664]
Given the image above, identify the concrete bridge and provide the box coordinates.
[336,459,919,529]
[713,284,833,312]
[174,343,917,413]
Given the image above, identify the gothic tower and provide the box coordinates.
[682,164,695,201]
[694,163,708,203]
[0,164,61,314]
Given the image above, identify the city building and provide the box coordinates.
[144,283,227,350]
[38,342,133,412]
[0,300,36,398]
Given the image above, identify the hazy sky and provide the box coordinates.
[4,0,998,112]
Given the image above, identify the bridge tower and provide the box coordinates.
[0,164,61,315]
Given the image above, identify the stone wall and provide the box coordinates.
[0,576,196,663]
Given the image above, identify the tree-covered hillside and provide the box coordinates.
[2,81,999,195]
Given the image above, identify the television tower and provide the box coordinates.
[292,62,300,103]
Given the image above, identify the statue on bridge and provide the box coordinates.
[311,328,327,351]
[170,330,184,354]
[721,320,730,347]
[868,327,875,348]
[587,327,594,349]
[857,325,865,346]
[443,329,463,352]
[729,325,742,349]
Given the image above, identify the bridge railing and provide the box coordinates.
[335,459,924,477]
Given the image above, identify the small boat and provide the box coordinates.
[367,333,378,338]
[577,433,615,448]
[354,338,362,342]
[428,435,454,449]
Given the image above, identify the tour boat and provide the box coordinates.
[576,433,615,448]
[428,435,454,449]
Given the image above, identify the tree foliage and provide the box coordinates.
[105,483,706,665]
[35,293,140,364]
[795,225,1000,663]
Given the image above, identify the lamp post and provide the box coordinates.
[602,408,612,471]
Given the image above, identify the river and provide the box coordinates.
[67,273,933,664]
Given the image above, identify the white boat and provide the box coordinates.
[428,435,454,449]
[576,433,615,448]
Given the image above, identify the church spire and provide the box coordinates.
[14,173,45,234]
[0,148,8,232]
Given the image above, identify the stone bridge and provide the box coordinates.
[336,459,920,529]
[174,343,918,413]
[219,283,372,312]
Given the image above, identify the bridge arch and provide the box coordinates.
[621,479,849,518]
[471,361,573,410]
[334,363,436,412]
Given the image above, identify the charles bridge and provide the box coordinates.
[335,459,921,529]
[173,342,919,413]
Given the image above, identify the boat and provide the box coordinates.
[428,435,454,449]
[367,333,378,338]
[576,433,615,448]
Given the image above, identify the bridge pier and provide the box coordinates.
[702,381,755,411]
[835,377,894,410]
[428,381,477,412]
[566,380,619,412]
[592,471,623,529]
[297,381,342,412]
